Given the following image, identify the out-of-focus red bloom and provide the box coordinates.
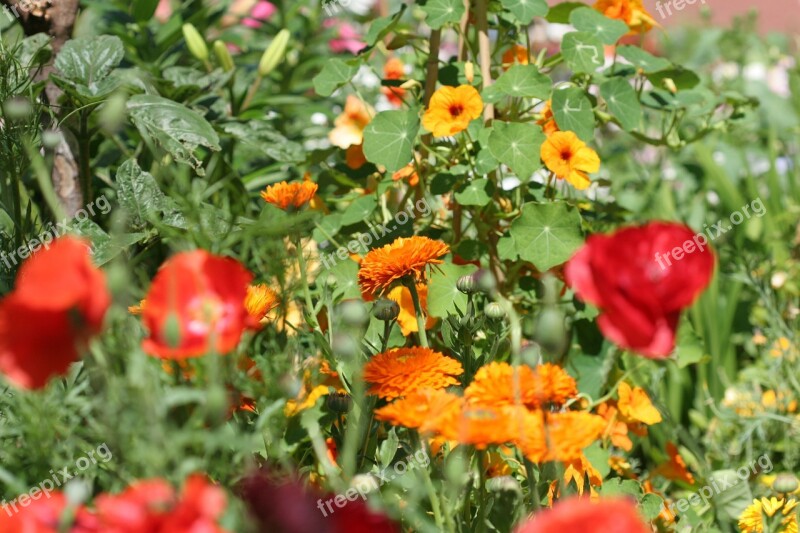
[0,237,110,389]
[515,497,650,533]
[141,250,254,359]
[565,222,714,358]
[324,20,366,54]
[237,470,399,533]
[381,57,406,107]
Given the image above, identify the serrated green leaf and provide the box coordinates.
[422,0,465,29]
[569,7,628,45]
[562,32,604,73]
[616,45,671,73]
[313,58,359,97]
[127,95,221,174]
[53,35,124,99]
[488,121,545,179]
[551,87,595,142]
[600,78,642,131]
[428,263,478,318]
[498,202,583,271]
[363,109,419,172]
[493,65,552,99]
[500,0,549,24]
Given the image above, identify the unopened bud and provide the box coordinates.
[182,23,209,62]
[464,61,475,84]
[773,473,799,494]
[258,29,291,77]
[456,274,477,294]
[326,391,351,413]
[213,40,235,72]
[485,302,505,319]
[372,299,400,321]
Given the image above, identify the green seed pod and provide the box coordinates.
[372,299,400,322]
[213,40,235,72]
[40,130,62,150]
[486,475,522,497]
[258,29,291,77]
[485,302,505,319]
[456,274,477,294]
[340,300,369,327]
[182,23,209,62]
[326,391,351,413]
[773,473,800,494]
[534,307,568,358]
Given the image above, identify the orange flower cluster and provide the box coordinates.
[594,0,657,35]
[357,236,450,296]
[260,180,318,210]
[596,382,662,451]
[381,57,406,107]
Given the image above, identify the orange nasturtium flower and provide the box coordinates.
[653,442,695,485]
[382,57,407,107]
[260,180,318,210]
[245,284,279,323]
[616,382,662,425]
[329,94,374,149]
[536,100,559,136]
[392,162,419,186]
[502,44,529,68]
[387,283,436,336]
[594,0,657,35]
[540,131,601,190]
[421,85,483,137]
[141,250,254,359]
[357,236,449,296]
[363,346,463,400]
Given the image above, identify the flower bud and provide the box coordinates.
[485,302,505,319]
[2,97,32,121]
[182,23,209,62]
[773,473,799,494]
[372,299,400,322]
[41,130,63,150]
[326,391,351,413]
[486,475,522,497]
[258,29,291,77]
[332,332,360,358]
[213,40,235,72]
[340,300,369,327]
[456,274,477,294]
[464,61,475,84]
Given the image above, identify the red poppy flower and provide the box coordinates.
[516,497,650,533]
[565,222,714,358]
[141,250,254,359]
[0,237,110,389]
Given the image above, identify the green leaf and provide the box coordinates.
[583,443,611,479]
[69,219,145,266]
[601,478,642,499]
[115,159,181,226]
[363,109,419,172]
[312,58,359,97]
[364,6,406,46]
[325,258,362,300]
[487,122,545,179]
[569,7,628,45]
[428,262,478,318]
[562,32,604,73]
[616,45,671,73]
[640,493,665,521]
[500,0,549,24]
[647,67,701,91]
[498,202,583,271]
[127,95,221,174]
[546,1,585,23]
[710,470,753,521]
[455,179,493,206]
[422,0,465,29]
[221,121,304,163]
[600,78,642,131]
[53,35,124,99]
[492,65,552,99]
[340,195,377,226]
[551,87,595,142]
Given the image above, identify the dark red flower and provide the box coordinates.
[515,497,650,533]
[141,250,254,359]
[565,222,714,358]
[0,237,110,388]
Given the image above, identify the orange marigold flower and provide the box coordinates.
[260,180,319,210]
[329,94,374,149]
[517,410,605,464]
[617,381,662,425]
[464,362,577,409]
[422,85,483,137]
[392,162,419,187]
[536,100,559,136]
[387,283,436,336]
[541,131,601,190]
[245,284,279,322]
[594,0,656,35]
[502,44,529,68]
[438,404,522,449]
[363,346,463,400]
[374,388,463,434]
[357,236,450,296]
[653,442,695,485]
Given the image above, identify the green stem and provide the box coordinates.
[78,112,92,204]
[406,279,429,347]
[294,236,320,331]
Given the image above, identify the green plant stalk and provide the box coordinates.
[294,236,320,331]
[79,111,93,204]
[406,279,429,347]
[24,142,66,222]
[241,74,263,112]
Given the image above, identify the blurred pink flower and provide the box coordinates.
[324,20,365,54]
[155,0,172,22]
[243,1,276,28]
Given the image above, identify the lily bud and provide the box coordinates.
[182,23,209,62]
[213,40,235,72]
[258,29,291,77]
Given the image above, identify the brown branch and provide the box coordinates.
[474,0,494,123]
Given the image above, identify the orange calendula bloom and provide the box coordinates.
[653,442,695,485]
[437,404,521,449]
[422,85,483,137]
[329,94,374,149]
[541,131,601,190]
[617,382,662,425]
[363,346,463,400]
[548,453,603,504]
[245,284,279,322]
[260,181,318,210]
[594,0,657,35]
[382,57,406,107]
[374,388,463,434]
[464,362,578,409]
[357,236,449,296]
[502,44,529,68]
[517,410,606,464]
[387,283,436,336]
[536,100,559,136]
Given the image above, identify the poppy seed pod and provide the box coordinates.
[485,302,505,319]
[372,299,400,322]
[773,473,799,494]
[182,23,209,62]
[456,274,477,294]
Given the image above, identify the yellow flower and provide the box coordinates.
[617,382,662,425]
[386,283,436,336]
[421,85,483,137]
[329,94,373,149]
[540,131,600,190]
[245,284,279,322]
[739,497,799,533]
